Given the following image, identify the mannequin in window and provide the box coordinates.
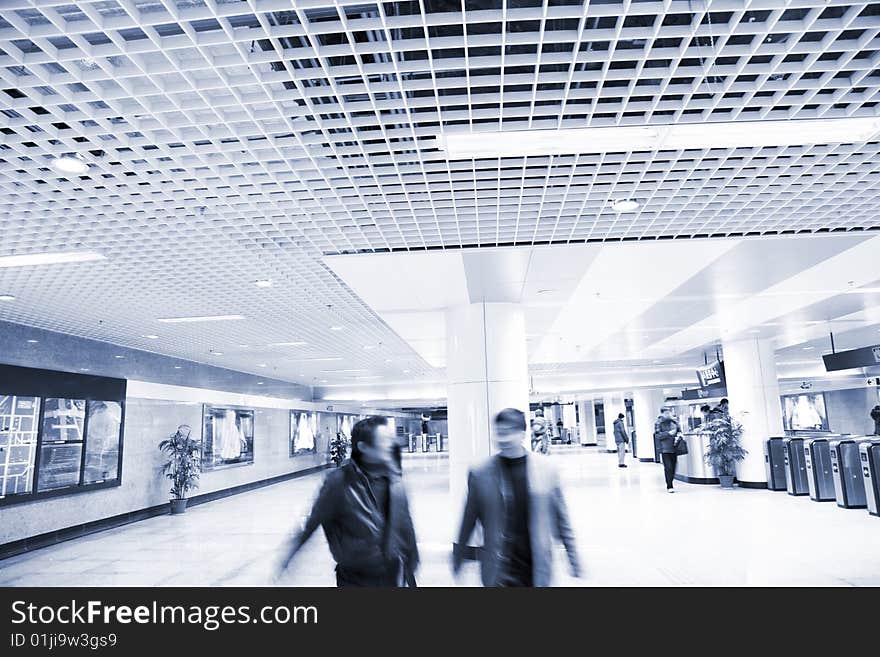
[217,409,245,460]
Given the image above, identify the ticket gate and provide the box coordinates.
[830,438,873,508]
[764,437,787,491]
[783,437,809,496]
[803,438,836,502]
[860,441,880,517]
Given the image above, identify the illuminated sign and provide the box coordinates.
[696,360,725,388]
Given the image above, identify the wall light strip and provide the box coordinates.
[0,252,106,268]
[438,116,880,158]
[157,315,246,323]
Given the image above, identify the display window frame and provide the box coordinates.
[780,392,832,433]
[289,410,318,458]
[0,396,126,508]
[200,405,256,471]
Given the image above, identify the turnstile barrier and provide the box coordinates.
[764,437,787,491]
[830,438,874,508]
[860,441,880,517]
[804,438,836,502]
[783,437,809,496]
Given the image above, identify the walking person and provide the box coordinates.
[871,404,880,436]
[276,416,419,586]
[613,413,629,468]
[452,408,581,587]
[654,407,682,493]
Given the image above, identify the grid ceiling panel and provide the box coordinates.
[2,0,880,383]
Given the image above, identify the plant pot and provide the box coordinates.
[718,474,735,489]
[170,498,188,514]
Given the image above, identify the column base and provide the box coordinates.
[736,480,769,489]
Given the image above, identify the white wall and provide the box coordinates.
[1,381,412,546]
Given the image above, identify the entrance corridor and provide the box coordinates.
[2,447,879,587]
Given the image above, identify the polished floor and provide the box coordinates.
[2,447,879,586]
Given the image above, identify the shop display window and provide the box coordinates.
[290,411,317,456]
[202,406,255,470]
[0,395,41,499]
[0,392,125,506]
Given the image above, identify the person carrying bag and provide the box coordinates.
[654,407,683,493]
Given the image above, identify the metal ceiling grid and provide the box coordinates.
[1,0,880,386]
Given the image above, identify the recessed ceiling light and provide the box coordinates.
[0,294,15,301]
[174,366,182,369]
[802,346,815,351]
[211,351,223,356]
[27,339,38,344]
[536,289,557,294]
[238,344,249,348]
[611,199,640,213]
[330,326,344,331]
[114,355,124,359]
[0,252,105,268]
[157,314,245,323]
[257,363,267,367]
[385,359,392,363]
[79,367,90,372]
[143,334,159,339]
[51,154,89,174]
[256,382,264,385]
[438,116,880,158]
[269,341,307,347]
[254,280,272,288]
[403,369,410,374]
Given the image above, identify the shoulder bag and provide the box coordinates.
[674,434,689,456]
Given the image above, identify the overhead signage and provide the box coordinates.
[696,360,725,388]
[867,378,880,387]
[822,345,880,372]
[680,386,727,401]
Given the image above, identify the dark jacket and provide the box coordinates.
[285,459,418,577]
[654,417,681,454]
[613,418,629,445]
[871,406,880,435]
[454,453,580,587]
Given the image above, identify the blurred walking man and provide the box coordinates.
[277,416,419,586]
[453,408,581,586]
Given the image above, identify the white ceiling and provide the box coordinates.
[322,233,880,401]
[1,1,880,395]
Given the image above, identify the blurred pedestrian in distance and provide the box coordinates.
[531,408,550,454]
[613,412,629,468]
[276,416,418,587]
[654,407,682,493]
[700,404,712,427]
[719,398,730,416]
[871,405,880,436]
[453,408,581,586]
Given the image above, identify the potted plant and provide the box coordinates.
[702,413,747,488]
[159,424,201,514]
[329,431,350,467]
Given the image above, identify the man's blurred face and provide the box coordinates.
[358,423,395,465]
[493,422,525,451]
[662,409,673,419]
